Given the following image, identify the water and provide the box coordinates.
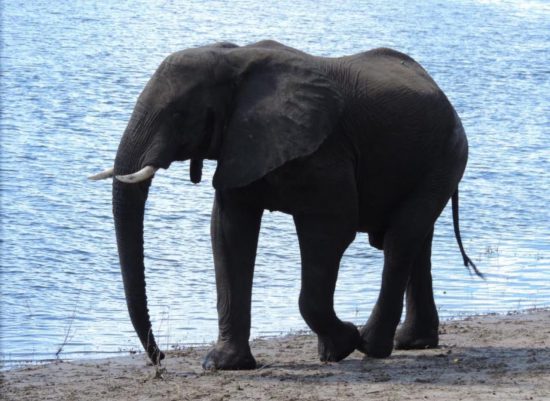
[1,0,549,367]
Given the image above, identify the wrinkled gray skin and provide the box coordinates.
[110,40,477,369]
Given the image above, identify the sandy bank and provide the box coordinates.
[2,309,549,400]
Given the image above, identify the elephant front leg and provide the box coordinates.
[294,213,361,363]
[202,191,263,370]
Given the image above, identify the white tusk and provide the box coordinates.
[115,166,158,183]
[88,167,114,181]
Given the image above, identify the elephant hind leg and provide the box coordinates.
[358,186,449,358]
[394,228,439,350]
[294,212,361,362]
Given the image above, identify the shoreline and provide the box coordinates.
[3,307,547,371]
[2,308,549,400]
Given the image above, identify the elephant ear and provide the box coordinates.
[212,59,343,190]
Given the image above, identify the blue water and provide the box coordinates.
[1,0,549,367]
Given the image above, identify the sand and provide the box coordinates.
[2,309,549,401]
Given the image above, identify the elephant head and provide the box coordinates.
[90,41,343,364]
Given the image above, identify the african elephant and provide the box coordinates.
[90,40,480,370]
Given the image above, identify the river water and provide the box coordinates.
[1,0,549,366]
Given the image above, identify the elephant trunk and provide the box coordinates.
[112,115,165,365]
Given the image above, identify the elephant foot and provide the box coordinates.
[357,323,394,358]
[394,324,439,350]
[202,342,257,371]
[147,349,166,366]
[317,322,361,362]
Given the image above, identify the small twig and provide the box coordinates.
[257,363,275,371]
[56,291,80,359]
[56,309,76,358]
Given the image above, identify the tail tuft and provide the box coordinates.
[461,251,484,278]
[452,189,484,279]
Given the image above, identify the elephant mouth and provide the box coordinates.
[90,157,202,185]
[114,158,203,185]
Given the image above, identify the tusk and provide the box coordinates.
[88,167,114,181]
[115,166,158,183]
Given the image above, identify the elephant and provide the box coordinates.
[90,40,480,370]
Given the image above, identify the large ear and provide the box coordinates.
[212,55,343,190]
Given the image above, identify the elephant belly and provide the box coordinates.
[356,165,423,235]
[260,135,359,216]
[262,159,358,216]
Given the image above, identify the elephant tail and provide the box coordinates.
[452,189,484,278]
